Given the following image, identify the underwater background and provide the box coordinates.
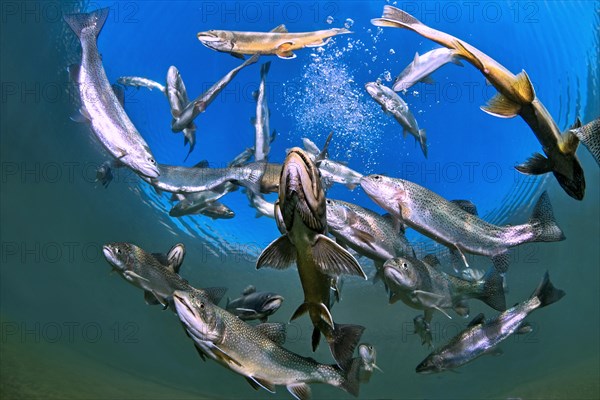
[1,0,599,398]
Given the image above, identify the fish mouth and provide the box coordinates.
[415,361,434,374]
[102,245,121,270]
[137,162,160,179]
[262,295,284,312]
[364,82,380,97]
[383,264,410,289]
[197,31,221,42]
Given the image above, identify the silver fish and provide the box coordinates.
[173,290,362,399]
[413,315,433,348]
[102,242,226,308]
[357,343,382,383]
[171,55,259,133]
[365,81,427,157]
[325,198,412,273]
[393,47,463,92]
[571,117,600,166]
[197,201,235,220]
[360,175,565,272]
[416,272,565,373]
[117,76,166,93]
[256,148,367,368]
[246,189,276,219]
[142,162,266,194]
[252,62,273,162]
[225,285,284,322]
[63,9,159,178]
[169,182,236,217]
[383,254,506,337]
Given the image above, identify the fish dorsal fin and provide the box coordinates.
[568,117,582,130]
[270,24,288,33]
[248,376,276,393]
[287,383,311,400]
[450,200,478,216]
[194,160,209,168]
[513,70,535,103]
[255,322,287,345]
[112,84,125,107]
[312,234,367,279]
[211,344,242,367]
[242,285,256,295]
[316,132,333,162]
[201,287,228,305]
[166,243,185,273]
[467,313,486,328]
[413,52,420,64]
[422,254,440,267]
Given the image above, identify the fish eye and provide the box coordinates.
[115,248,121,254]
[148,157,156,165]
[402,262,408,269]
[373,175,381,181]
[200,303,205,309]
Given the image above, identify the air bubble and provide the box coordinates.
[326,16,334,24]
[344,18,354,29]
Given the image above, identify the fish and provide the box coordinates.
[164,65,197,158]
[301,135,363,190]
[117,76,166,93]
[416,271,565,373]
[357,343,382,383]
[102,242,227,308]
[372,5,586,200]
[197,24,352,60]
[252,62,273,162]
[141,161,266,195]
[95,160,114,188]
[225,285,284,322]
[169,185,234,217]
[413,315,433,348]
[571,118,600,166]
[365,81,428,157]
[383,255,506,330]
[259,163,284,193]
[63,8,160,178]
[393,47,464,92]
[325,198,412,276]
[246,189,276,219]
[360,175,565,272]
[256,148,367,368]
[171,55,259,142]
[197,201,236,220]
[173,290,362,399]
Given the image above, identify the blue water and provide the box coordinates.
[1,1,599,399]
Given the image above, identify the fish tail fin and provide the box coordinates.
[261,61,271,77]
[528,191,566,242]
[335,28,353,35]
[339,357,362,397]
[478,268,507,311]
[371,5,425,30]
[63,8,109,40]
[532,271,565,309]
[329,323,365,370]
[418,129,428,158]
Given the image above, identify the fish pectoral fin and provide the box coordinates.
[211,344,242,367]
[123,270,150,285]
[255,322,287,345]
[236,307,257,315]
[287,383,311,400]
[412,290,449,314]
[352,228,377,250]
[312,235,367,279]
[270,24,288,33]
[256,235,296,270]
[202,287,228,305]
[516,322,533,335]
[480,92,521,118]
[276,41,295,51]
[388,291,402,304]
[248,376,276,393]
[143,291,161,306]
[515,152,553,175]
[452,300,470,317]
[242,285,256,295]
[245,377,261,391]
[513,70,535,103]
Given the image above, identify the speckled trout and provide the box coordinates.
[571,118,600,166]
[198,25,351,59]
[372,5,585,200]
[174,290,362,399]
[361,175,565,271]
[257,148,367,368]
[64,8,159,178]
